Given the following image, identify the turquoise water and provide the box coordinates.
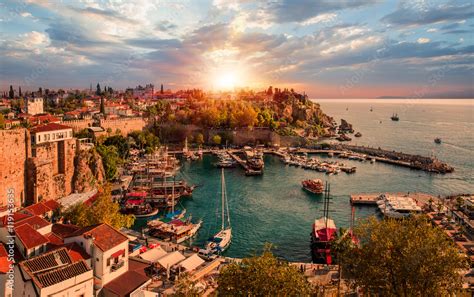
[139,99,474,262]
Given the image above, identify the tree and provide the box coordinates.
[194,133,204,145]
[173,272,202,296]
[38,87,43,95]
[212,134,221,145]
[62,186,135,229]
[0,114,5,129]
[18,86,22,97]
[218,245,312,296]
[340,216,468,296]
[95,144,121,180]
[9,85,14,99]
[96,83,101,95]
[104,135,130,159]
[160,84,164,94]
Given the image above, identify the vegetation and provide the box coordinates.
[62,186,134,229]
[103,135,130,159]
[128,130,160,153]
[172,273,202,296]
[217,245,312,296]
[95,144,121,180]
[212,134,222,145]
[338,216,468,296]
[0,114,5,129]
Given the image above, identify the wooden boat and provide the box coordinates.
[302,179,324,194]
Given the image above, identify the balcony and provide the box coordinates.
[111,260,125,272]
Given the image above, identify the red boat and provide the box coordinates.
[311,183,337,264]
[302,179,324,194]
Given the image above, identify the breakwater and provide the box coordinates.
[330,144,454,173]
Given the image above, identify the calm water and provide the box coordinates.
[138,99,474,262]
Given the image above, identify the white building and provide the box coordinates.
[63,223,130,291]
[30,123,73,145]
[25,97,44,115]
[14,247,94,297]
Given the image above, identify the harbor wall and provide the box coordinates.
[0,129,29,207]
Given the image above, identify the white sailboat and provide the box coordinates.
[205,168,232,254]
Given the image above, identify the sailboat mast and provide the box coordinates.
[221,168,225,231]
[172,176,175,214]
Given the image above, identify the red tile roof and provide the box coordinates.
[45,233,63,247]
[0,244,13,274]
[42,200,60,212]
[0,212,31,227]
[63,242,90,262]
[51,223,80,239]
[24,203,51,216]
[102,270,150,297]
[65,223,128,251]
[15,224,49,249]
[30,123,72,134]
[15,215,50,230]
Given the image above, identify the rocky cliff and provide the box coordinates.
[273,91,335,136]
[72,148,105,192]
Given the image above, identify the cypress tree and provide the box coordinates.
[9,85,14,99]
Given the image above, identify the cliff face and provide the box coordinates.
[273,92,335,136]
[72,148,105,192]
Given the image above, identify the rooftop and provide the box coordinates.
[30,123,72,134]
[15,224,49,249]
[20,247,91,289]
[65,223,128,251]
[102,270,150,297]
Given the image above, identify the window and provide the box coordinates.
[38,135,41,142]
[107,258,111,266]
[96,258,99,262]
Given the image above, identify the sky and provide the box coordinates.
[0,0,473,98]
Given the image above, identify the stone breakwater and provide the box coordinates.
[330,144,454,173]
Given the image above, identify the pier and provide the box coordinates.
[227,150,249,170]
[350,192,439,206]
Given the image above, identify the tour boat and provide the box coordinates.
[391,113,399,121]
[434,138,442,144]
[302,179,324,194]
[311,183,337,264]
[205,168,232,254]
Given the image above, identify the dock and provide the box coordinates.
[350,192,439,206]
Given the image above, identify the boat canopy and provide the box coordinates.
[127,192,147,198]
[125,198,144,205]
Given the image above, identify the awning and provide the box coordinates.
[127,192,148,198]
[111,249,125,258]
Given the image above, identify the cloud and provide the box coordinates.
[417,37,430,44]
[382,2,474,26]
[263,0,377,24]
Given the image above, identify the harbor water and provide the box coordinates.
[137,99,474,262]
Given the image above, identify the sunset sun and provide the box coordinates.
[214,71,239,90]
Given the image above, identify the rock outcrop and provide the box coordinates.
[72,148,105,192]
[339,119,354,133]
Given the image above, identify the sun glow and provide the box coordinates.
[215,71,238,90]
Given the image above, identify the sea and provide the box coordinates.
[135,99,474,262]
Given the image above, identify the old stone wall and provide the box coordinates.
[27,138,76,203]
[62,119,94,133]
[0,129,28,207]
[99,117,147,136]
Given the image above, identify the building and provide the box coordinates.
[30,123,73,145]
[14,247,94,297]
[127,84,154,99]
[25,97,44,115]
[63,223,130,291]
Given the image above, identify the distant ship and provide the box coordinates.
[370,107,373,112]
[391,113,399,121]
[434,138,442,144]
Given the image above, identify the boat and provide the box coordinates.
[204,168,232,255]
[311,183,337,264]
[354,132,362,137]
[148,217,202,243]
[370,107,373,112]
[302,179,324,194]
[391,113,399,121]
[434,138,442,144]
